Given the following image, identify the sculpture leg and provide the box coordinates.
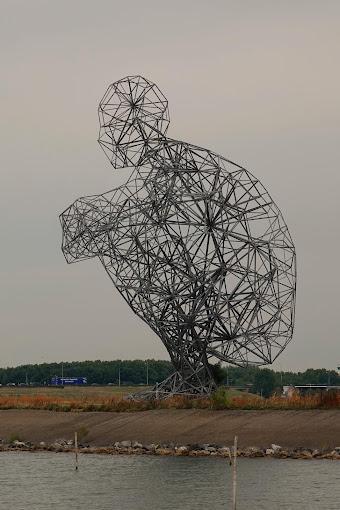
[154,364,216,398]
[129,334,217,400]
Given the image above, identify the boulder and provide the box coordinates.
[299,450,313,459]
[155,448,173,456]
[54,439,67,447]
[204,446,216,453]
[12,440,27,448]
[218,447,231,457]
[271,444,282,452]
[197,450,211,456]
[194,444,206,450]
[175,446,189,455]
[293,446,306,453]
[132,441,143,449]
[144,443,158,452]
[120,440,132,448]
[243,446,264,457]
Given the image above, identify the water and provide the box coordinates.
[1,452,339,510]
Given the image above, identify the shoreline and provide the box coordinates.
[1,409,339,459]
[1,441,340,460]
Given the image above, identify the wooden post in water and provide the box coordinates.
[232,435,238,510]
[74,431,78,471]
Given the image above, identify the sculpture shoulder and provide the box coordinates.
[143,137,259,184]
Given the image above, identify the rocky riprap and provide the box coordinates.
[0,439,340,460]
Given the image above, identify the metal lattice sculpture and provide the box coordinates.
[60,76,296,398]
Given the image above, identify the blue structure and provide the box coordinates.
[51,376,87,386]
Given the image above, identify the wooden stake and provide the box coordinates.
[75,431,78,470]
[226,446,232,466]
[232,435,238,510]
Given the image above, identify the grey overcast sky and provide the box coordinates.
[1,1,339,370]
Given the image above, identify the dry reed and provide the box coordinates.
[0,390,338,412]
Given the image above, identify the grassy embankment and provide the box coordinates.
[0,386,339,412]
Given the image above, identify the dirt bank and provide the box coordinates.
[0,409,339,449]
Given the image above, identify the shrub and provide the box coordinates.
[318,390,340,408]
[8,432,22,444]
[211,387,231,410]
[253,369,276,397]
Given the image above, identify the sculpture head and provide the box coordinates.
[98,75,170,169]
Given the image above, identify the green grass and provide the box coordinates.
[0,385,150,399]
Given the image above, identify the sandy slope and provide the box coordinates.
[0,409,339,448]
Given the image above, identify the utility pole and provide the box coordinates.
[118,366,121,388]
[146,361,149,386]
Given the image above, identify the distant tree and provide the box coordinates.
[0,360,339,388]
[253,368,276,397]
[210,363,225,385]
[0,360,172,386]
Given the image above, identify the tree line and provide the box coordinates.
[0,360,339,392]
[0,360,173,386]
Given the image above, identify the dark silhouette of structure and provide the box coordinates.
[60,76,296,398]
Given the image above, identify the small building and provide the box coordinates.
[294,384,340,395]
[282,385,296,398]
[283,384,340,396]
[51,376,87,386]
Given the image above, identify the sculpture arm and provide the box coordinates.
[59,190,121,263]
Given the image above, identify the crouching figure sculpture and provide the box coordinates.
[60,76,296,398]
